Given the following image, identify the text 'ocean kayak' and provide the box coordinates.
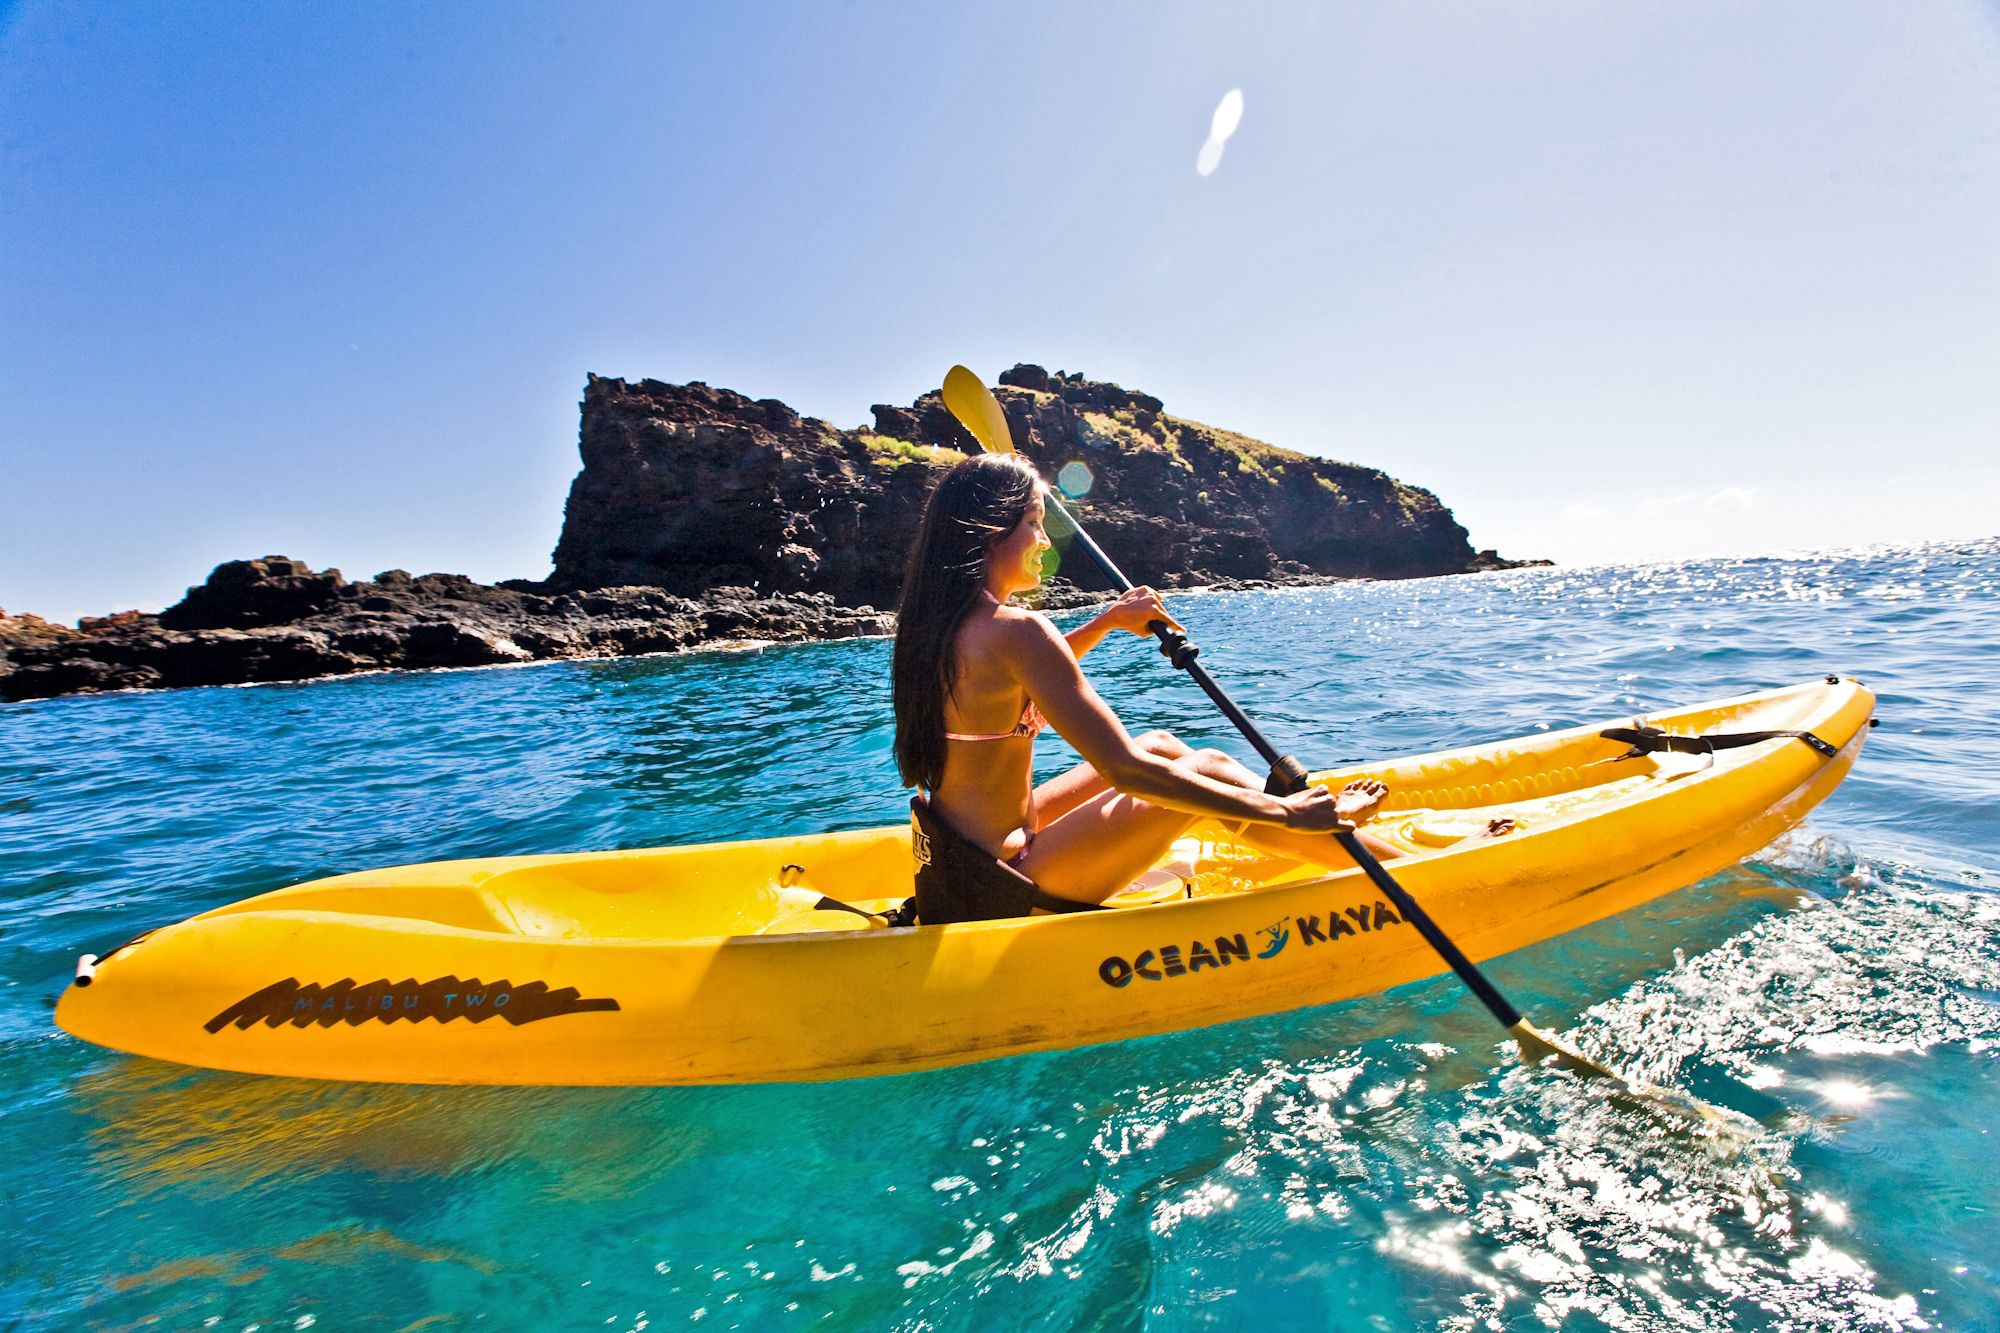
[56,677,1873,1086]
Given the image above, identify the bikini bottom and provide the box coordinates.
[909,797,1105,924]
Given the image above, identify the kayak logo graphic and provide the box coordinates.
[204,976,621,1034]
[1096,899,1407,988]
[1256,919,1290,958]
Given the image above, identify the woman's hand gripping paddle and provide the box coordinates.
[940,364,1729,1117]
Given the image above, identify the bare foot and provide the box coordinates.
[1470,816,1519,841]
[1334,779,1390,827]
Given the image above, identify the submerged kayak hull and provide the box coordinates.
[57,679,1873,1085]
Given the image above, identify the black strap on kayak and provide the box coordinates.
[807,894,919,928]
[1599,723,1838,760]
[779,861,918,927]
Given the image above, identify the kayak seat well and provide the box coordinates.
[1374,748,1747,851]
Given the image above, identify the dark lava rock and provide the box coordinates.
[1470,547,1552,573]
[549,376,937,606]
[158,556,350,630]
[2,559,891,704]
[550,365,1528,605]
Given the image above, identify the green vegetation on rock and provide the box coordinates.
[859,434,967,469]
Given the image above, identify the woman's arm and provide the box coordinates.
[1062,586,1182,660]
[1004,614,1349,831]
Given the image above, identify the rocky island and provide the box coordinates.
[1,365,1536,703]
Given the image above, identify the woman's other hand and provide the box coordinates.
[1098,586,1183,637]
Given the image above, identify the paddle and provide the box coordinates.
[940,365,1619,1081]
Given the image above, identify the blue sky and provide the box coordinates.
[4,2,1996,622]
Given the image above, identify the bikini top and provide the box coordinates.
[944,700,1045,744]
[942,590,1047,744]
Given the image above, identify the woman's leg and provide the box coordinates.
[1029,730,1189,827]
[1024,748,1408,905]
[1014,766,1209,906]
[1173,753,1406,868]
[1235,819,1405,866]
[1228,780,1406,867]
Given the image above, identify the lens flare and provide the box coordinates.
[1056,461,1094,498]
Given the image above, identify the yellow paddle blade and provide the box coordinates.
[941,365,1015,455]
[1509,1019,1621,1079]
[1509,1019,1747,1131]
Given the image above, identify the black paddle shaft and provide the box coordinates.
[1046,491,1526,1032]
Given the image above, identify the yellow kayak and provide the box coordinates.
[56,677,1873,1086]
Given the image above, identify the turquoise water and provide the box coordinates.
[3,538,1997,1330]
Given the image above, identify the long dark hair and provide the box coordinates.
[893,453,1043,791]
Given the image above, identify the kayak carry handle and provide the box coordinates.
[74,954,98,988]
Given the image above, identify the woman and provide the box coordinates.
[892,453,1410,925]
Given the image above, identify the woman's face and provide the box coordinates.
[987,488,1051,591]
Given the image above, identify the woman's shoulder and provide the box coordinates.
[960,600,1057,651]
[989,599,1059,634]
[995,608,1081,676]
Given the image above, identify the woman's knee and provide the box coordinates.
[1176,747,1260,787]
[1136,729,1189,757]
[1168,746,1228,775]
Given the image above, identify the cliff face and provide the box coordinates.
[549,365,1495,603]
[548,378,938,605]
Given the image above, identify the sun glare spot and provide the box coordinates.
[1807,1077,1890,1109]
[1196,88,1244,177]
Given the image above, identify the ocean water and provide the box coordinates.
[2,537,1996,1331]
